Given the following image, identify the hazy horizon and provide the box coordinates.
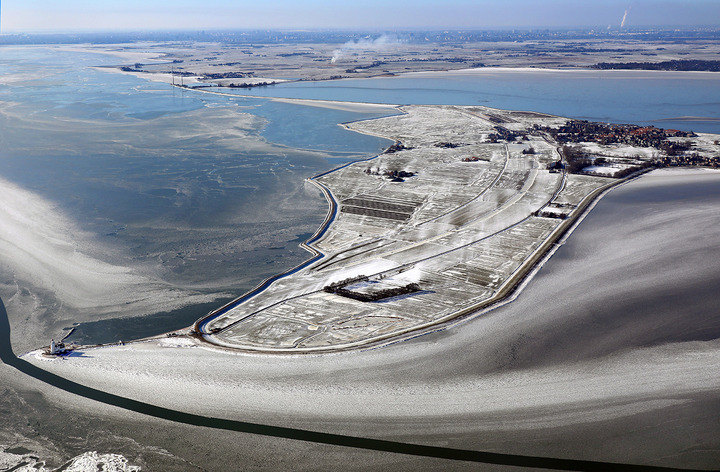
[2,0,719,34]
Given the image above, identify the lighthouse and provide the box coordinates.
[49,339,58,355]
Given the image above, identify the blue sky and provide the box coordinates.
[2,0,719,32]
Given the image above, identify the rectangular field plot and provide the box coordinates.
[341,197,417,214]
[341,205,411,221]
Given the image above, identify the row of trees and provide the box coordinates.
[594,60,720,72]
[561,145,594,174]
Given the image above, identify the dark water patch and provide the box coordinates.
[5,461,30,472]
[64,298,234,346]
[289,232,313,243]
[4,446,33,455]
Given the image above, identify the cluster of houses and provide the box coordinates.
[540,119,720,175]
[383,141,413,154]
[664,151,720,168]
[536,120,695,148]
[487,125,521,143]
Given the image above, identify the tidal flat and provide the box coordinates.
[2,44,720,470]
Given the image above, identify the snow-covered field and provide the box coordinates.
[582,165,622,175]
[578,142,661,159]
[0,450,140,472]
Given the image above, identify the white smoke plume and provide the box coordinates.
[330,34,405,63]
[620,7,631,28]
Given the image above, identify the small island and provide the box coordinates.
[187,104,720,352]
